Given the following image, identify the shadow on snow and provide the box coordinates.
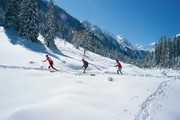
[4,28,70,59]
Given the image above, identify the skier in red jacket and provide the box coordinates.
[115,60,123,75]
[42,55,58,71]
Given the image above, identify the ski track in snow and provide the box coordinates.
[0,64,101,76]
[1,63,180,120]
[0,65,47,71]
[1,64,180,79]
[1,66,180,120]
[134,77,179,120]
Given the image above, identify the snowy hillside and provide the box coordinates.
[0,26,180,120]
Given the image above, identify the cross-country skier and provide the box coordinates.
[42,55,59,71]
[114,60,123,75]
[82,58,89,73]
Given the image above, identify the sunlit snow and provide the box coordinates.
[0,27,180,120]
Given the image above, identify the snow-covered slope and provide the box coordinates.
[0,27,180,120]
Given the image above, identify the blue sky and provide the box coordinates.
[54,0,180,45]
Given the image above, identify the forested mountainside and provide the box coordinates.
[1,0,179,69]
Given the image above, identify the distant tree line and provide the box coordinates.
[154,36,180,69]
[138,35,180,70]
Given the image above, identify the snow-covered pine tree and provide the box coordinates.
[164,38,171,68]
[5,0,19,30]
[153,35,180,69]
[19,0,29,40]
[154,41,161,66]
[178,36,180,57]
[173,36,180,69]
[44,0,56,48]
[151,51,156,67]
[81,29,94,56]
[160,37,167,67]
[0,8,5,26]
[19,0,39,42]
[72,30,81,49]
[174,36,179,58]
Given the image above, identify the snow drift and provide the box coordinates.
[0,27,180,120]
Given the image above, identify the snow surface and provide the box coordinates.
[0,26,180,120]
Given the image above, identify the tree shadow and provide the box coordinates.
[4,28,71,60]
[48,44,71,59]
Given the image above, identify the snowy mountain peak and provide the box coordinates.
[116,35,124,40]
[116,35,135,50]
[81,20,149,59]
[135,42,155,51]
[175,33,180,38]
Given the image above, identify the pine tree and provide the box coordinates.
[169,39,173,64]
[19,0,39,42]
[154,41,160,66]
[174,36,180,68]
[81,29,94,56]
[153,35,180,69]
[160,37,167,67]
[174,36,179,58]
[19,0,28,38]
[178,36,180,57]
[44,0,56,48]
[151,51,156,67]
[72,30,81,49]
[5,0,19,30]
[164,39,171,68]
[0,8,5,26]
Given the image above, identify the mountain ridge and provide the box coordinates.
[81,20,149,59]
